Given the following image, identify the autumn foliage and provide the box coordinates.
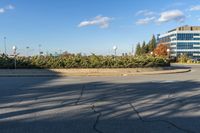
[154,44,168,57]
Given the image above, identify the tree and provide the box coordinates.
[149,35,157,52]
[142,41,150,54]
[135,43,141,56]
[145,45,149,53]
[141,41,146,54]
[144,42,149,54]
[154,44,168,57]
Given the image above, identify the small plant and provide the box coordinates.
[178,54,190,63]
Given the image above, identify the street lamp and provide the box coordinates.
[13,46,17,69]
[4,37,7,55]
[26,46,30,57]
[38,44,42,55]
[167,48,170,58]
[113,45,118,56]
[13,46,17,54]
[132,44,135,56]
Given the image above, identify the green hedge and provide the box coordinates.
[0,54,170,69]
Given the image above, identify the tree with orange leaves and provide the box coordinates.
[153,44,168,57]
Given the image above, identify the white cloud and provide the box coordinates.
[190,5,200,11]
[0,4,15,14]
[135,10,156,16]
[136,17,156,25]
[0,8,5,13]
[157,10,185,23]
[78,15,113,28]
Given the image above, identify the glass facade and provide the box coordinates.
[158,34,175,43]
[177,34,200,40]
[158,26,200,59]
[177,42,200,49]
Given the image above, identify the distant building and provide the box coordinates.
[157,25,200,59]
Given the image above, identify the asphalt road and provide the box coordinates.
[0,64,200,133]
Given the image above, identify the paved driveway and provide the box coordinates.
[0,64,200,133]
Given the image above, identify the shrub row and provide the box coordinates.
[0,54,170,69]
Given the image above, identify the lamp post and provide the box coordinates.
[132,44,135,56]
[4,37,7,55]
[167,48,170,59]
[13,46,17,69]
[38,44,42,55]
[26,46,30,57]
[113,45,118,56]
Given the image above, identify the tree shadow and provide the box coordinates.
[161,65,191,70]
[0,79,200,133]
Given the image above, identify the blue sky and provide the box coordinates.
[0,0,200,55]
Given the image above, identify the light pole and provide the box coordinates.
[113,45,118,56]
[151,51,154,56]
[167,48,170,59]
[13,46,17,69]
[132,44,134,56]
[26,46,30,57]
[4,37,7,55]
[38,44,42,55]
[59,49,62,55]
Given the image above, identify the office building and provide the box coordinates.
[157,25,200,58]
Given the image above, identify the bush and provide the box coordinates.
[177,54,189,63]
[0,54,170,69]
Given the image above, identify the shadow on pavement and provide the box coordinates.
[162,65,191,70]
[0,78,200,133]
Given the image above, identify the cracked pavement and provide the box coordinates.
[0,64,200,133]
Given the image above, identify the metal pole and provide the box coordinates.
[14,55,16,69]
[26,46,30,57]
[39,44,41,55]
[4,37,7,55]
[132,44,134,56]
[13,46,17,69]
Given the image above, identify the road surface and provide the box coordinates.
[0,64,200,133]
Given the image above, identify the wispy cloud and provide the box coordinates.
[78,15,113,28]
[135,10,156,16]
[157,10,185,23]
[135,9,185,25]
[136,17,156,25]
[189,5,200,11]
[0,4,15,14]
[0,8,5,13]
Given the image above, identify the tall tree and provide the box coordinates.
[141,41,149,54]
[149,35,157,52]
[135,43,141,56]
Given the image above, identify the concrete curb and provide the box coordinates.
[172,63,200,66]
[0,69,191,77]
[59,69,191,76]
[0,74,60,77]
[127,69,191,76]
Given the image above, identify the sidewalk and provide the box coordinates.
[0,67,191,77]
